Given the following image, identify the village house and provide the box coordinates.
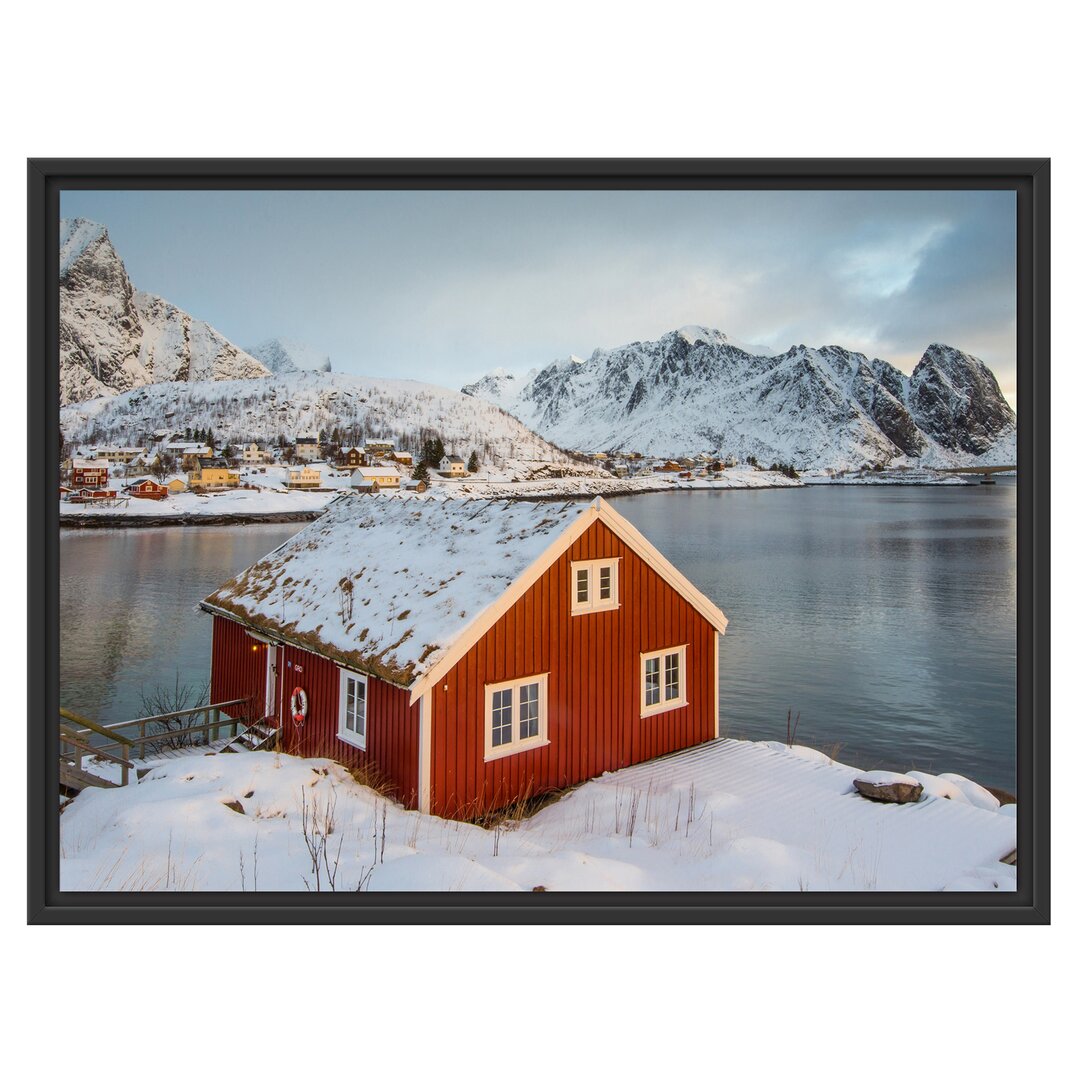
[187,457,240,492]
[84,445,142,464]
[123,478,169,501]
[166,477,188,494]
[70,487,118,503]
[354,466,401,490]
[70,459,110,489]
[287,465,322,489]
[201,495,727,819]
[178,447,215,471]
[295,436,321,462]
[364,439,395,459]
[341,447,366,471]
[391,450,414,466]
[242,443,272,464]
[439,454,467,477]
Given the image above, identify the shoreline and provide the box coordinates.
[57,474,994,528]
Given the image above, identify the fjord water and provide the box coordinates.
[60,482,1016,791]
[609,481,1016,790]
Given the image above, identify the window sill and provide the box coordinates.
[484,738,550,764]
[571,603,621,617]
[337,730,367,751]
[640,700,688,720]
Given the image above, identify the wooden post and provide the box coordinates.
[121,743,130,786]
[212,707,220,743]
[139,718,146,760]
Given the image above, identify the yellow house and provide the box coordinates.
[188,457,240,491]
[439,455,467,477]
[356,466,401,489]
[287,466,322,489]
[166,477,188,494]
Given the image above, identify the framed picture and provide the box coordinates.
[28,158,1049,923]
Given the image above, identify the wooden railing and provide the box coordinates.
[60,699,253,763]
[59,709,136,788]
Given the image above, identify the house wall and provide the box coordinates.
[429,518,717,818]
[209,614,421,808]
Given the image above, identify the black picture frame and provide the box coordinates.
[28,158,1050,924]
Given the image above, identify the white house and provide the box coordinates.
[439,455,466,477]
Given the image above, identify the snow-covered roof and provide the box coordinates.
[203,494,728,693]
[356,467,400,479]
[203,494,594,687]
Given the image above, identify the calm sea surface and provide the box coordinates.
[60,481,1017,790]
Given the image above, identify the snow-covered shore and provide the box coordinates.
[60,738,1015,893]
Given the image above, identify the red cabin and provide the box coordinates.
[201,495,728,819]
[124,478,168,501]
[71,465,109,488]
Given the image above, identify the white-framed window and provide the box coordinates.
[484,673,549,762]
[337,667,368,749]
[640,645,687,717]
[570,558,620,615]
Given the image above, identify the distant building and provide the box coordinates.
[70,460,110,489]
[439,455,466,478]
[364,439,395,459]
[391,450,413,466]
[287,466,322,489]
[84,446,141,464]
[354,467,401,490]
[166,477,188,494]
[188,457,240,492]
[242,443,272,464]
[123,478,169,501]
[296,436,321,462]
[342,447,366,471]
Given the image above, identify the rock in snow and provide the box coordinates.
[59,218,270,405]
[463,327,1016,470]
[853,771,925,804]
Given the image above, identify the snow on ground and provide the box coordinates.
[60,738,1016,893]
[60,488,343,518]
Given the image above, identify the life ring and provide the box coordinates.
[290,687,308,726]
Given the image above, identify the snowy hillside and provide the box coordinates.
[60,370,577,465]
[247,337,332,374]
[59,218,270,405]
[463,326,1016,470]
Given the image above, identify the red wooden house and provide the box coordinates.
[201,495,727,819]
[71,462,109,488]
[124,478,169,501]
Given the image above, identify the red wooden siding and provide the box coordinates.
[209,614,420,809]
[429,518,717,818]
[210,615,267,723]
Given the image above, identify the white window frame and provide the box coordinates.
[640,644,688,718]
[483,673,550,762]
[337,667,368,750]
[570,557,620,615]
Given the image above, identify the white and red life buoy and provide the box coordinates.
[290,687,308,726]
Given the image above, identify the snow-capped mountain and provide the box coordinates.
[247,337,332,375]
[462,326,1016,469]
[59,218,270,405]
[60,371,575,466]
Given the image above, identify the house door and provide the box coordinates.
[265,645,279,723]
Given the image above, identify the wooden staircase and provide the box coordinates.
[220,720,278,754]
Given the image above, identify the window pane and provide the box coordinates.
[492,688,513,747]
[356,679,367,735]
[665,652,680,700]
[345,682,355,731]
[519,682,539,739]
[576,568,590,603]
[599,565,611,600]
[645,657,660,706]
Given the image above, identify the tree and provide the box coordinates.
[412,462,430,483]
[467,450,479,473]
[420,436,445,468]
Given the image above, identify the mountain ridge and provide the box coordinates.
[59,218,270,405]
[462,327,1016,469]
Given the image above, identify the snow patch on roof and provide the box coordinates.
[203,493,591,686]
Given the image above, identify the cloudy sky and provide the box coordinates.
[60,188,1017,405]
